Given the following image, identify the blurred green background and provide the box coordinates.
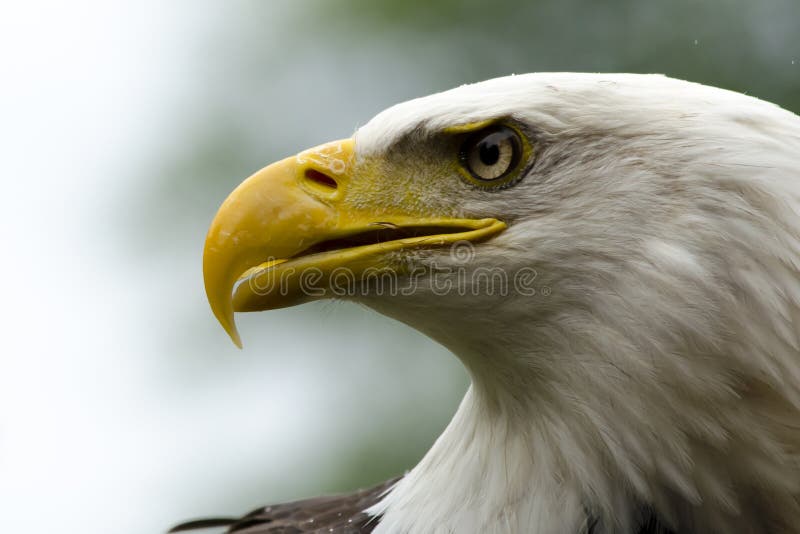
[1,1,797,532]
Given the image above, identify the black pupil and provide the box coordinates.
[478,135,501,166]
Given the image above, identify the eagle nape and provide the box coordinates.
[175,73,800,534]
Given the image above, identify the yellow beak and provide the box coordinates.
[203,138,506,347]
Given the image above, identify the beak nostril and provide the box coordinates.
[304,169,338,190]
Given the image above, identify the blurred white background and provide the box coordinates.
[0,2,464,532]
[0,1,796,532]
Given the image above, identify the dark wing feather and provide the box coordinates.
[169,476,401,534]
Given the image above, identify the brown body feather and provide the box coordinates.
[169,477,400,534]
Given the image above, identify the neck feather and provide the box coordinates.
[363,276,800,534]
[370,384,593,534]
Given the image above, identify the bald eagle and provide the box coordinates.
[173,74,800,534]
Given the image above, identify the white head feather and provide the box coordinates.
[351,73,800,534]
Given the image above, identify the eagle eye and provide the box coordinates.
[459,125,522,184]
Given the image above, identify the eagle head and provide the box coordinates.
[202,74,800,533]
